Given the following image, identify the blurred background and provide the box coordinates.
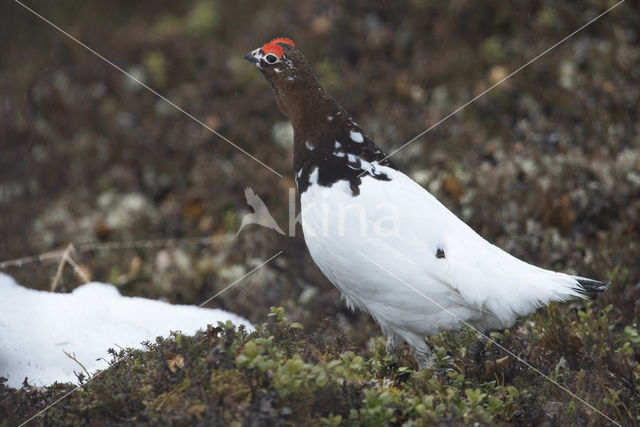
[1,0,639,345]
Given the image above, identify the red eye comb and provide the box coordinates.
[262,37,295,57]
[270,37,295,47]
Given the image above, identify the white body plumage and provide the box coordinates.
[301,166,589,365]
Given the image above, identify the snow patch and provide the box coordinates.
[0,273,252,388]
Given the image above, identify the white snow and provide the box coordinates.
[0,273,252,388]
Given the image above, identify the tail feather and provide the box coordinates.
[574,277,610,295]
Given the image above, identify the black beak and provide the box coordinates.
[245,52,259,64]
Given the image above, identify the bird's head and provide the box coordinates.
[245,37,320,119]
[245,37,297,77]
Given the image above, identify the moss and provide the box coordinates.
[144,51,168,88]
[184,1,220,37]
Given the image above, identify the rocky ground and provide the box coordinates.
[1,0,639,425]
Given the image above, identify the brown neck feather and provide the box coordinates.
[265,55,351,172]
[259,46,395,195]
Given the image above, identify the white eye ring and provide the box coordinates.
[265,53,278,64]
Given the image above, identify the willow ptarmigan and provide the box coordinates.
[246,37,609,368]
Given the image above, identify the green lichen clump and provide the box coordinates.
[2,303,639,425]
